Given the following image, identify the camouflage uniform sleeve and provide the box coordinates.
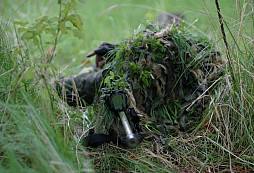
[56,70,103,106]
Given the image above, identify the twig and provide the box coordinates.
[186,76,222,111]
[48,0,62,64]
[214,0,236,83]
[0,67,15,77]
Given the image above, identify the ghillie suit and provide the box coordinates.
[96,24,225,136]
[56,24,225,147]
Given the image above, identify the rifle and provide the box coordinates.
[82,90,142,148]
[106,90,142,148]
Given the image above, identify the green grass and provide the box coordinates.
[0,95,82,172]
[0,18,92,172]
[1,0,253,172]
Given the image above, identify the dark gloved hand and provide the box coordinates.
[86,43,115,68]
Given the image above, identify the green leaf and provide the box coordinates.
[36,23,46,34]
[33,37,39,46]
[59,22,67,34]
[61,4,70,17]
[18,27,28,33]
[109,71,115,79]
[68,14,83,30]
[130,62,137,71]
[45,28,57,37]
[104,76,112,88]
[21,31,33,40]
[116,50,121,59]
[35,16,48,23]
[13,21,29,26]
[73,29,85,39]
[48,16,58,23]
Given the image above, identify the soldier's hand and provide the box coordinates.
[86,44,113,68]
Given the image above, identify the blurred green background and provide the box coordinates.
[0,0,242,74]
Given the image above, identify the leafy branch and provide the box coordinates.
[14,0,84,64]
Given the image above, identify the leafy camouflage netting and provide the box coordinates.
[98,24,225,134]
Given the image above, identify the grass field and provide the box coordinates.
[1,0,253,172]
[1,0,244,72]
